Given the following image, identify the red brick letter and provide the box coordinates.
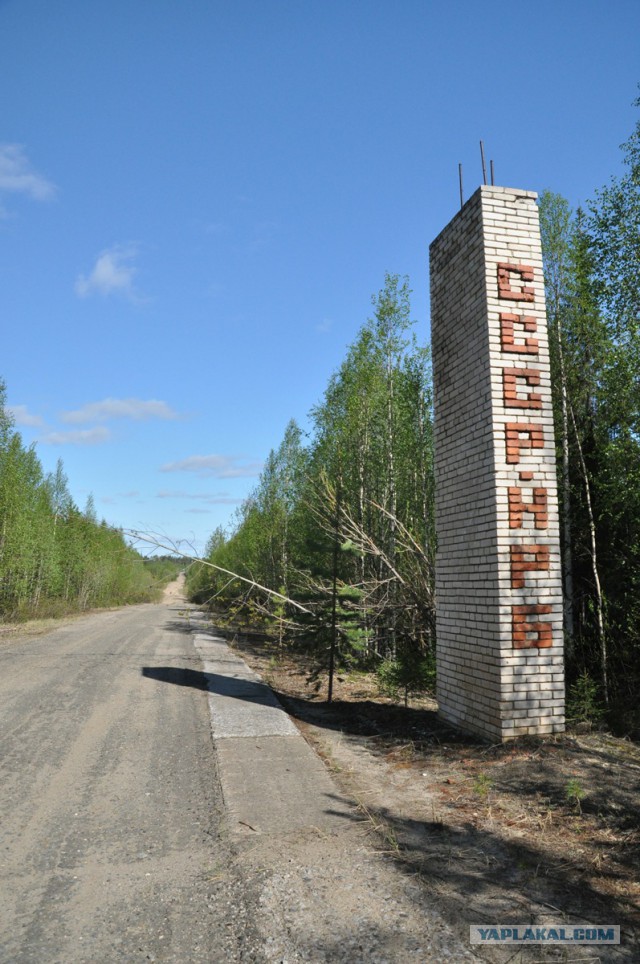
[508,486,548,529]
[505,423,545,464]
[512,604,553,649]
[500,313,539,354]
[503,368,543,410]
[510,545,550,589]
[498,263,535,302]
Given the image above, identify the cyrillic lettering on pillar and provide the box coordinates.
[500,313,539,354]
[503,368,543,410]
[510,544,550,589]
[508,486,548,529]
[505,423,545,464]
[497,263,535,302]
[512,604,553,649]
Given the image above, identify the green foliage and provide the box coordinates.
[565,778,586,812]
[472,773,493,800]
[539,96,640,730]
[143,555,185,586]
[304,273,435,659]
[376,649,435,706]
[296,581,370,667]
[0,379,162,621]
[566,671,604,725]
[189,274,436,695]
[267,584,288,649]
[189,94,640,728]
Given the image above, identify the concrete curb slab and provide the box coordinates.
[192,629,354,838]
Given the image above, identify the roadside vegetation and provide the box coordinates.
[188,93,640,739]
[0,386,182,623]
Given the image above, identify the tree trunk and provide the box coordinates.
[555,323,575,648]
[569,401,608,704]
[327,478,341,704]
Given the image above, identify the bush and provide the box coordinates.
[566,670,604,725]
[377,650,436,706]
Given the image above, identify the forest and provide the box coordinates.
[187,99,640,735]
[0,382,178,621]
[1,102,637,735]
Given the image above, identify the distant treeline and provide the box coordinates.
[188,96,640,735]
[0,384,182,622]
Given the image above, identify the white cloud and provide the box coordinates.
[156,489,242,505]
[101,493,144,504]
[159,455,263,479]
[61,398,179,424]
[0,144,56,202]
[7,404,44,427]
[39,427,111,446]
[316,318,333,334]
[75,244,140,299]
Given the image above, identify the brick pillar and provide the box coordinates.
[429,186,564,741]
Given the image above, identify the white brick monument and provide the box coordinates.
[430,186,565,741]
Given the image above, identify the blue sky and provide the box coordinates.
[1,0,638,555]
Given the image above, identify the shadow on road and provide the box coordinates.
[142,666,283,707]
[142,666,210,689]
[161,618,197,636]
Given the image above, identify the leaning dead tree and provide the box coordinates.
[306,472,436,659]
[126,529,312,614]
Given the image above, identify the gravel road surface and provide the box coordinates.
[0,589,477,963]
[0,600,256,962]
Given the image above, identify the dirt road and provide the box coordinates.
[4,577,632,962]
[10,582,634,962]
[0,585,478,963]
[0,594,256,962]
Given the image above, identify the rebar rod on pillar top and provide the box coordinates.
[458,163,464,210]
[490,159,495,186]
[480,140,487,186]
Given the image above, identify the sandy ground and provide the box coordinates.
[0,591,256,962]
[232,634,640,963]
[162,573,188,605]
[0,582,476,962]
